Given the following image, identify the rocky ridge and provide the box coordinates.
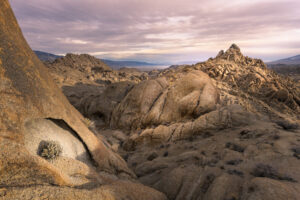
[158,44,299,122]
[45,53,148,87]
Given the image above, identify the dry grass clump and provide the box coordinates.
[83,117,93,127]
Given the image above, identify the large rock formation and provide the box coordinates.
[120,45,300,200]
[56,43,300,200]
[197,44,300,121]
[110,71,219,130]
[0,1,166,199]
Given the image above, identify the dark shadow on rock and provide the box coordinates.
[61,82,135,128]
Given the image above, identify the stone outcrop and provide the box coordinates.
[49,53,112,72]
[45,53,148,87]
[120,45,299,200]
[198,44,300,121]
[0,1,167,199]
[111,70,219,130]
[131,104,258,146]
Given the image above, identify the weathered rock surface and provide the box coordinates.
[0,1,167,199]
[111,71,219,130]
[59,44,300,200]
[197,44,300,121]
[120,120,300,200]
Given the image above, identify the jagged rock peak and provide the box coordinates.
[215,44,244,63]
[225,43,242,56]
[229,43,240,51]
[216,50,224,57]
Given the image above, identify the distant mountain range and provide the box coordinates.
[35,50,300,71]
[101,59,165,69]
[266,55,300,81]
[267,55,300,65]
[34,50,166,69]
[34,50,62,62]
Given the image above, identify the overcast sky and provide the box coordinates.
[10,0,300,63]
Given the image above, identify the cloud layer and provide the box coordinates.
[10,0,300,63]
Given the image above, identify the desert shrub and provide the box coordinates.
[83,117,92,127]
[38,140,62,160]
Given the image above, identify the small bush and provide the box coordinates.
[38,140,62,160]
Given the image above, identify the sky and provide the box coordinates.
[9,0,300,64]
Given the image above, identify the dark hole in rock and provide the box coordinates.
[91,112,106,127]
[147,152,159,161]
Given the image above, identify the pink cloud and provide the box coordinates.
[9,0,300,63]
